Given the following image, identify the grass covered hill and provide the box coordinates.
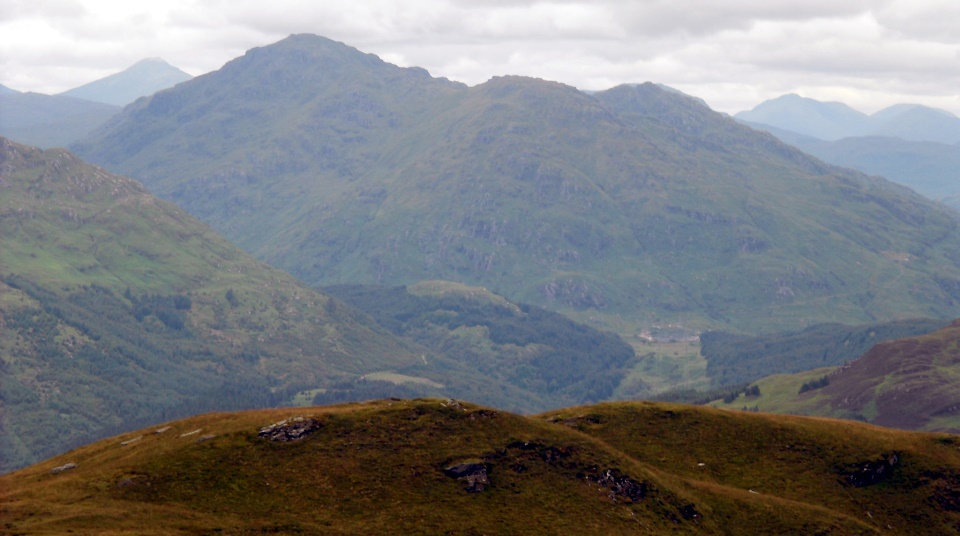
[711,319,960,433]
[74,34,960,333]
[321,281,637,410]
[5,399,960,534]
[0,137,420,472]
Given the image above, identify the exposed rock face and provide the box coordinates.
[443,462,490,493]
[257,417,322,442]
[842,452,900,487]
[50,462,77,475]
[582,467,646,504]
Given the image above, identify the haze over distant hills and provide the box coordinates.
[735,93,960,144]
[73,34,960,334]
[59,57,192,107]
[0,58,190,148]
[737,95,960,208]
[0,89,120,148]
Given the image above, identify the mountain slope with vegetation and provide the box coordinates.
[0,137,421,472]
[323,281,636,408]
[710,319,960,432]
[4,399,960,534]
[73,34,960,333]
[0,138,657,470]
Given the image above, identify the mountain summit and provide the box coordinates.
[74,34,960,333]
[60,57,192,106]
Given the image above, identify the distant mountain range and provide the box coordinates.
[737,95,960,208]
[0,58,191,148]
[59,57,192,106]
[736,93,960,144]
[72,34,960,333]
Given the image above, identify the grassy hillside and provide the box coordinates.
[700,318,946,386]
[0,137,419,471]
[4,399,960,534]
[74,34,960,334]
[710,320,960,433]
[323,281,637,408]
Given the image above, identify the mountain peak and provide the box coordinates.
[59,58,192,106]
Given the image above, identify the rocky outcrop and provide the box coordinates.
[842,452,900,487]
[257,417,322,442]
[443,462,490,493]
[50,462,77,475]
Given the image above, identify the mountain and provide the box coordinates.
[773,135,960,210]
[0,90,120,148]
[0,137,655,471]
[0,137,425,472]
[740,112,960,210]
[699,318,947,387]
[712,319,960,432]
[73,34,960,334]
[59,58,192,107]
[322,281,637,408]
[5,398,960,534]
[736,95,960,144]
[734,93,871,140]
[870,104,960,145]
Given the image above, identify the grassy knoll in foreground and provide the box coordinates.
[4,399,960,534]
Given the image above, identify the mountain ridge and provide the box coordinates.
[73,34,960,334]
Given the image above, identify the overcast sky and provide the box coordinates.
[3,0,960,115]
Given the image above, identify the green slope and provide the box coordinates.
[5,399,960,534]
[73,34,960,334]
[710,319,960,432]
[0,137,420,471]
[322,281,637,409]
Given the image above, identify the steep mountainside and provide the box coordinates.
[712,319,960,432]
[0,90,120,148]
[0,137,421,471]
[74,34,960,333]
[5,399,960,534]
[60,58,193,107]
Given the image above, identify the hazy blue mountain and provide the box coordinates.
[734,94,870,140]
[59,58,192,106]
[737,95,960,144]
[0,83,17,95]
[73,34,960,334]
[740,119,960,210]
[0,91,120,148]
[869,104,960,145]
